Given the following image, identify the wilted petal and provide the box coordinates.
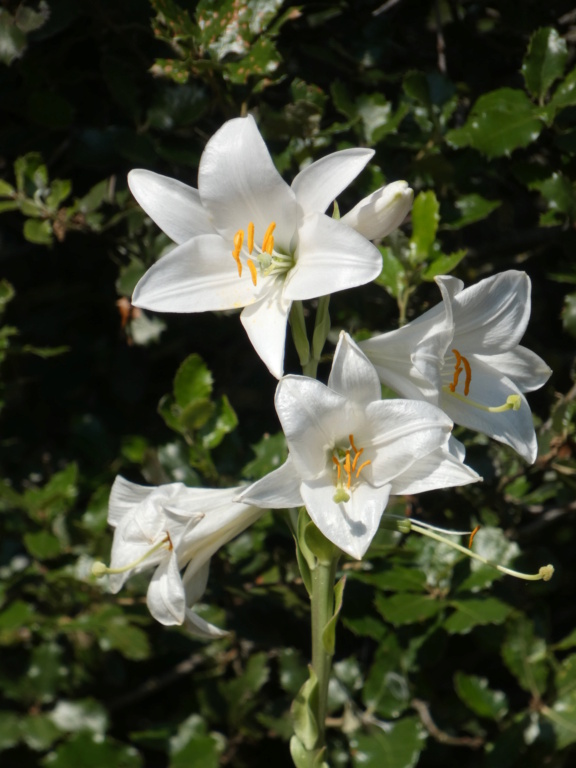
[301,475,392,559]
[199,114,297,249]
[291,148,374,215]
[128,169,215,243]
[283,213,382,301]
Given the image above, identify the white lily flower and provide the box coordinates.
[238,332,480,559]
[96,477,262,634]
[359,270,552,463]
[340,180,413,241]
[129,115,383,378]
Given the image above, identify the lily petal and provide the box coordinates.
[440,358,538,462]
[291,148,374,215]
[301,475,392,559]
[340,180,413,240]
[108,475,156,527]
[283,213,382,301]
[328,332,381,406]
[128,169,215,243]
[475,347,551,393]
[199,114,297,250]
[447,271,531,353]
[240,288,291,378]
[236,456,303,509]
[390,445,481,495]
[132,234,264,312]
[146,553,186,625]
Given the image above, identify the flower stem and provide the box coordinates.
[310,551,338,749]
[303,295,331,378]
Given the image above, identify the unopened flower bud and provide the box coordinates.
[340,180,413,240]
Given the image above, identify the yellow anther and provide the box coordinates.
[449,348,471,395]
[247,258,258,286]
[355,459,371,478]
[262,222,276,254]
[247,221,255,254]
[468,525,480,549]
[349,434,358,453]
[233,229,244,256]
[351,447,364,471]
[344,450,352,488]
[232,250,242,277]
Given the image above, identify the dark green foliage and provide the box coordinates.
[1,1,576,766]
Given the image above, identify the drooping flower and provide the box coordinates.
[128,115,387,378]
[238,332,480,559]
[359,270,551,463]
[94,476,262,636]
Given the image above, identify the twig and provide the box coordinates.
[411,698,485,749]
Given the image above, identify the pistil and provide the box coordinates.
[92,533,172,577]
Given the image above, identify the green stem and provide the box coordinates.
[303,295,331,378]
[310,553,338,748]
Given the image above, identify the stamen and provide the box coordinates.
[449,348,471,395]
[344,450,352,489]
[468,525,480,549]
[91,534,171,577]
[444,387,521,413]
[247,258,257,286]
[233,229,244,257]
[247,222,255,254]
[408,520,554,582]
[349,434,358,453]
[355,459,371,478]
[262,222,276,254]
[332,455,341,480]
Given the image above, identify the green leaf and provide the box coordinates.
[23,218,53,246]
[0,9,26,65]
[375,246,405,298]
[242,431,287,480]
[409,191,439,262]
[350,717,425,768]
[169,715,222,768]
[445,88,544,158]
[42,732,142,768]
[0,711,21,748]
[173,353,213,408]
[442,193,501,230]
[200,395,238,449]
[454,672,508,720]
[421,249,466,280]
[291,667,320,751]
[522,27,568,101]
[0,279,15,311]
[502,617,549,694]
[0,179,15,197]
[20,714,61,751]
[46,179,72,210]
[23,530,62,560]
[375,592,444,626]
[548,65,576,115]
[444,597,511,634]
[363,637,410,719]
[278,648,308,696]
[530,172,576,224]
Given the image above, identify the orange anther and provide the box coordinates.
[352,447,364,472]
[332,455,341,480]
[449,348,472,396]
[468,525,480,549]
[247,258,257,286]
[355,459,371,478]
[247,222,255,254]
[344,450,352,488]
[262,222,276,253]
[233,229,244,255]
[349,434,358,453]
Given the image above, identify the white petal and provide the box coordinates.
[108,475,154,527]
[301,475,391,559]
[475,347,551,393]
[240,287,291,378]
[363,399,452,484]
[439,358,538,463]
[146,553,186,625]
[283,213,382,301]
[184,608,229,639]
[236,457,303,509]
[390,445,481,495]
[128,169,215,243]
[447,270,531,353]
[198,115,297,250]
[275,376,349,479]
[340,181,413,240]
[328,332,381,406]
[132,234,264,312]
[291,148,374,215]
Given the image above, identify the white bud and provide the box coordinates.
[340,180,413,240]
